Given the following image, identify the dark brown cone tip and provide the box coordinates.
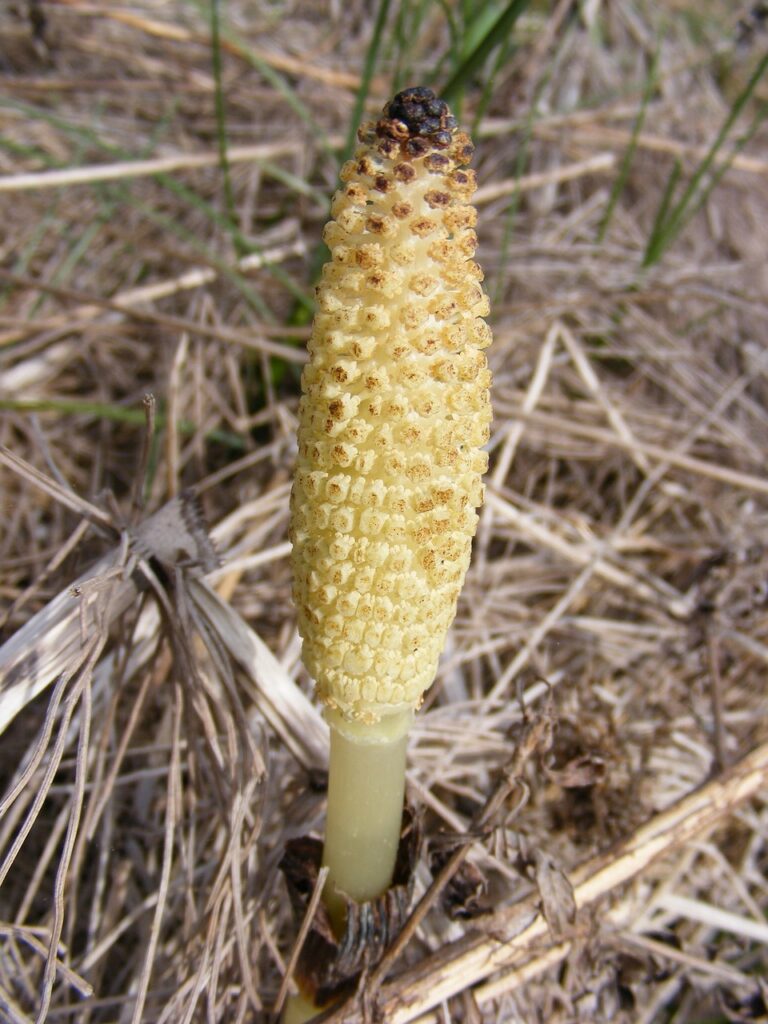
[376,86,459,154]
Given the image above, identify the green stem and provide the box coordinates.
[282,990,324,1024]
[282,709,411,1023]
[322,708,411,933]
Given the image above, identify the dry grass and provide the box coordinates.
[1,1,768,1022]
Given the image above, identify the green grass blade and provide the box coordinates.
[428,0,461,89]
[471,26,517,136]
[212,20,336,163]
[652,98,768,262]
[643,158,682,267]
[441,0,531,106]
[0,97,314,314]
[490,59,555,306]
[149,171,313,313]
[392,0,435,92]
[0,205,61,309]
[642,49,768,266]
[257,160,327,207]
[597,45,660,243]
[209,0,241,255]
[124,192,277,319]
[290,0,396,326]
[0,397,246,449]
[343,0,393,162]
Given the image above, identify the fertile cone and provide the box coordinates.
[290,88,492,724]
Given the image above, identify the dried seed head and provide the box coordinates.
[290,89,492,724]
